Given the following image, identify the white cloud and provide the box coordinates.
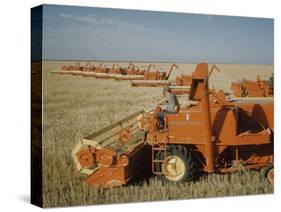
[57,13,174,38]
[72,16,98,24]
[100,18,114,25]
[59,13,72,19]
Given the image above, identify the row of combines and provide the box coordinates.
[56,62,164,80]
[53,62,193,91]
[72,63,274,187]
[54,62,274,98]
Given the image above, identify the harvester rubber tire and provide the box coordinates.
[262,164,274,184]
[155,145,197,182]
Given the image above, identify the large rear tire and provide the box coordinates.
[156,145,197,182]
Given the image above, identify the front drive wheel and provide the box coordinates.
[156,145,197,182]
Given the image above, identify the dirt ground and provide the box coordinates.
[39,61,273,207]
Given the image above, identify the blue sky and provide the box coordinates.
[41,4,274,64]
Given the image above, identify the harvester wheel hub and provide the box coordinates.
[262,165,274,184]
[162,156,185,181]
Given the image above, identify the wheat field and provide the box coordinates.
[40,61,273,208]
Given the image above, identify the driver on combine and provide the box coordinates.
[156,87,179,129]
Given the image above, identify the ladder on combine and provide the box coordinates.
[151,133,168,175]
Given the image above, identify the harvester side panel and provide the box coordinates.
[235,103,273,130]
[165,106,238,144]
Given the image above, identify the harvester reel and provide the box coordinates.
[156,145,197,182]
[72,139,102,174]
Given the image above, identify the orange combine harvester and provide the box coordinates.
[231,75,274,97]
[131,63,179,87]
[114,63,147,80]
[57,62,83,75]
[72,63,274,187]
[168,64,221,95]
[56,62,147,79]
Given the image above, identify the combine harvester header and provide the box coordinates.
[72,111,151,186]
